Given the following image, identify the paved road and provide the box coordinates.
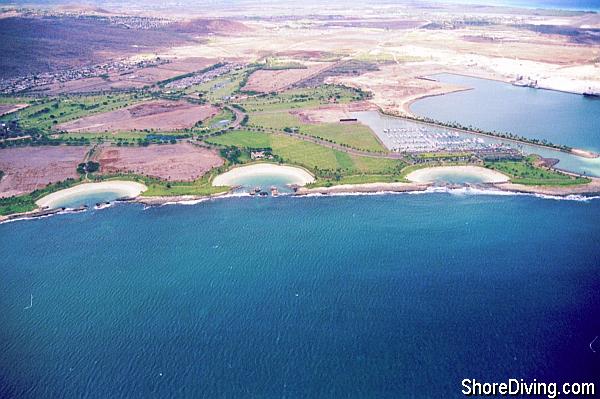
[228,106,246,129]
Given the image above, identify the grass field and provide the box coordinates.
[205,129,271,148]
[306,174,406,187]
[238,85,366,113]
[141,177,228,197]
[202,108,234,130]
[185,70,246,102]
[204,130,404,179]
[248,110,385,152]
[485,156,591,186]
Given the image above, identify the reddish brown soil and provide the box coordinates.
[55,100,219,133]
[291,102,377,124]
[97,143,223,181]
[0,104,29,116]
[0,146,87,197]
[242,63,334,93]
[38,58,218,94]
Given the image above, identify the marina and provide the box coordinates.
[353,111,600,178]
[410,73,600,153]
[379,123,487,153]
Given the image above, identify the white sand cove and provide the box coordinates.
[36,181,147,209]
[406,166,509,184]
[213,163,315,187]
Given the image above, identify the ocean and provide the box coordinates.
[2,193,599,398]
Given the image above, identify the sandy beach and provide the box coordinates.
[36,181,148,209]
[212,163,315,187]
[406,166,510,184]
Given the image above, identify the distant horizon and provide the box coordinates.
[1,0,599,13]
[434,0,599,12]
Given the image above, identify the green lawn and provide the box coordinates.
[91,172,228,197]
[59,131,150,140]
[201,108,235,130]
[142,178,228,197]
[238,85,367,113]
[205,129,271,148]
[204,130,405,178]
[185,70,246,102]
[249,110,385,152]
[307,174,407,187]
[303,123,385,152]
[248,112,299,129]
[485,156,591,186]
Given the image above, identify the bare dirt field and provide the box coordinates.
[56,100,219,133]
[291,102,378,124]
[97,143,223,181]
[0,103,29,116]
[327,62,470,115]
[242,62,334,92]
[0,146,87,197]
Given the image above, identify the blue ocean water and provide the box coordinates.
[1,194,599,398]
[411,74,600,153]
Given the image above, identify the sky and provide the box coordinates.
[1,0,598,12]
[435,0,599,11]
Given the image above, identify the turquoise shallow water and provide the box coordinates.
[1,194,599,398]
[224,174,297,194]
[49,191,125,208]
[411,74,600,153]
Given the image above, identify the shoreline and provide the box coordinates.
[36,181,148,209]
[134,191,230,206]
[212,162,315,187]
[394,72,598,160]
[405,166,510,184]
[296,182,430,195]
[3,178,599,223]
[400,71,514,117]
[400,86,473,116]
[493,177,600,196]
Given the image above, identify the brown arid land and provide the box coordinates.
[149,4,600,115]
[242,62,334,92]
[0,146,87,197]
[0,103,29,116]
[290,102,378,124]
[35,57,218,95]
[96,143,224,181]
[55,100,219,133]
